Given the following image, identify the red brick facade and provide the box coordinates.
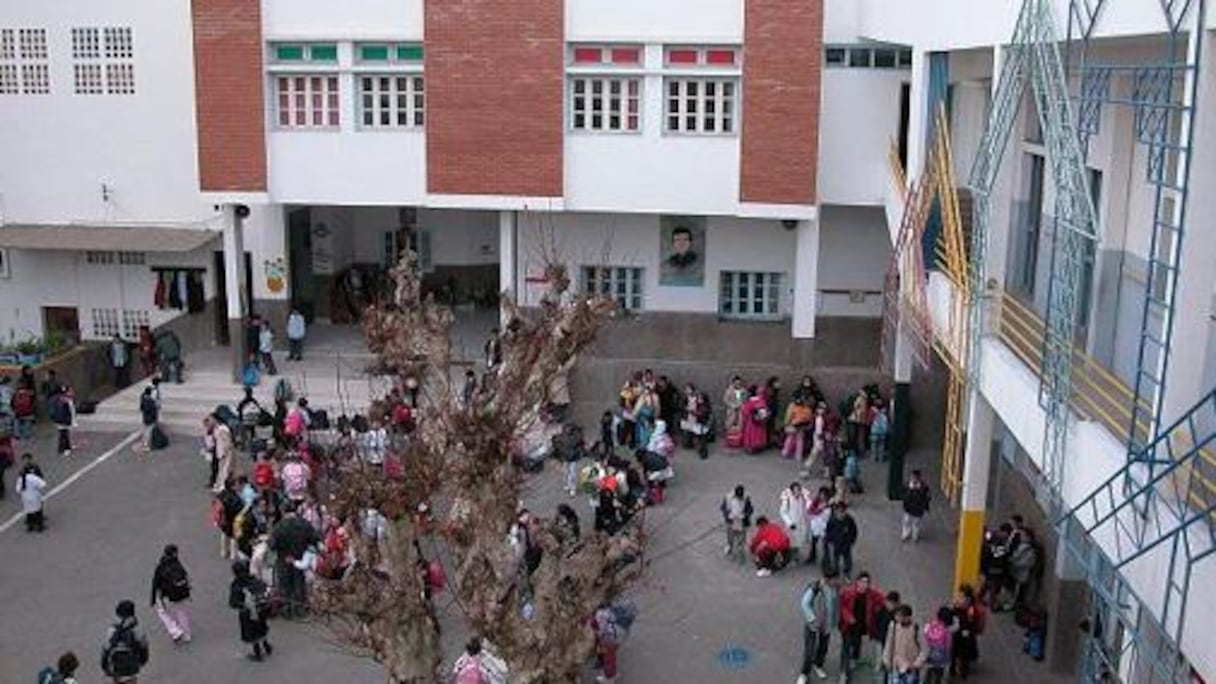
[425,0,564,197]
[740,0,823,205]
[191,0,267,192]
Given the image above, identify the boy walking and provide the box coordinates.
[720,485,754,563]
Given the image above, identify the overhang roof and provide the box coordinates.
[0,223,220,253]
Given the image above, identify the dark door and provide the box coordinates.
[213,250,229,346]
[898,83,911,170]
[287,208,314,320]
[42,307,80,346]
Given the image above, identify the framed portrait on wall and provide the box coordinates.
[659,215,706,287]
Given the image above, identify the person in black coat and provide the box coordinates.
[823,502,859,577]
[268,504,321,618]
[150,544,193,643]
[228,560,273,661]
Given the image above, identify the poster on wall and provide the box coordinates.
[659,215,706,287]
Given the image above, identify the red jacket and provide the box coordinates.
[749,522,791,556]
[839,583,886,636]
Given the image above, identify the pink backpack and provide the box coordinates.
[285,411,305,437]
[455,657,487,684]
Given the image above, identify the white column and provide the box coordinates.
[954,389,995,588]
[499,210,517,323]
[222,204,248,379]
[791,218,819,339]
[905,49,932,179]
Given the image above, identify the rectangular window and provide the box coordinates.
[359,74,424,128]
[90,308,120,339]
[825,47,846,66]
[664,46,740,68]
[1,28,50,94]
[848,48,872,68]
[873,49,897,68]
[72,26,135,95]
[272,43,339,63]
[84,250,115,265]
[117,251,146,265]
[121,309,150,339]
[570,76,640,132]
[276,75,340,128]
[569,44,642,67]
[719,271,783,318]
[665,78,736,134]
[581,266,643,311]
[356,43,423,63]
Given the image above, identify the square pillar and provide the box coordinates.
[499,210,517,326]
[954,389,995,590]
[791,218,819,339]
[222,204,249,381]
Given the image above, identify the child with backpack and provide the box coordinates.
[453,637,507,684]
[101,600,149,684]
[50,389,74,457]
[150,545,192,643]
[38,651,79,684]
[923,607,955,683]
[12,385,35,441]
[228,559,273,661]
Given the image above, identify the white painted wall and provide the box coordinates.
[566,0,741,42]
[263,0,423,40]
[817,69,907,205]
[817,205,889,317]
[0,0,210,225]
[514,212,796,314]
[268,130,427,207]
[0,246,214,344]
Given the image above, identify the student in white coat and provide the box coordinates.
[16,460,47,532]
[779,482,812,564]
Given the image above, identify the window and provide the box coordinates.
[571,45,642,67]
[570,77,640,132]
[121,309,150,339]
[719,271,783,318]
[1012,153,1046,297]
[90,308,120,338]
[272,43,338,63]
[357,42,424,64]
[666,78,735,134]
[581,266,643,311]
[276,75,340,128]
[85,250,144,265]
[0,28,50,94]
[117,251,146,265]
[664,46,739,68]
[359,74,424,128]
[85,250,115,265]
[383,231,401,269]
[72,26,135,95]
[824,44,912,71]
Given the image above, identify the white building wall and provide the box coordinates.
[513,212,796,313]
[566,0,741,42]
[817,69,908,206]
[0,0,209,225]
[263,0,423,40]
[817,206,888,317]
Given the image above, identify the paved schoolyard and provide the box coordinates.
[0,422,1069,683]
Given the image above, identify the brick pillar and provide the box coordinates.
[740,0,823,205]
[425,0,564,198]
[191,0,267,192]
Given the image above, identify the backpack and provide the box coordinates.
[244,577,270,614]
[611,598,638,632]
[273,377,293,402]
[13,389,34,417]
[50,396,71,426]
[150,424,170,450]
[161,560,191,602]
[924,621,952,666]
[455,656,489,684]
[242,364,260,387]
[37,666,64,684]
[103,626,146,678]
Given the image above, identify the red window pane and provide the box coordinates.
[573,47,602,64]
[667,49,698,64]
[706,49,735,65]
[610,48,640,65]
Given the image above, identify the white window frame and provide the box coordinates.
[89,308,120,339]
[121,309,150,340]
[569,76,640,133]
[71,26,135,95]
[581,266,644,312]
[664,77,737,135]
[0,28,50,95]
[719,271,784,319]
[358,74,424,129]
[275,74,341,129]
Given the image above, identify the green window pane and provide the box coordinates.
[275,45,304,61]
[360,45,390,61]
[309,44,338,62]
[397,44,424,61]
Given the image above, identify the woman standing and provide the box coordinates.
[632,387,657,449]
[682,390,712,460]
[781,397,814,460]
[228,560,274,661]
[951,584,985,680]
[763,376,781,445]
[740,386,769,454]
[721,377,747,447]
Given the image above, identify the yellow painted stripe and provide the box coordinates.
[954,509,986,592]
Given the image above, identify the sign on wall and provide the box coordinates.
[659,215,707,287]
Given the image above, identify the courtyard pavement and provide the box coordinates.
[0,419,1072,683]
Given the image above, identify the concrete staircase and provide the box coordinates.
[79,341,386,435]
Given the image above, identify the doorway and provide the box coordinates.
[42,307,80,346]
[287,208,314,321]
[212,250,255,347]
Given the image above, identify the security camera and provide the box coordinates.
[782,219,798,231]
[234,204,251,219]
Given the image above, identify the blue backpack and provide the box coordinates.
[37,666,64,684]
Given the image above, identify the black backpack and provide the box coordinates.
[103,626,146,677]
[161,560,191,602]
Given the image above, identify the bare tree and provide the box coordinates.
[312,248,645,683]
